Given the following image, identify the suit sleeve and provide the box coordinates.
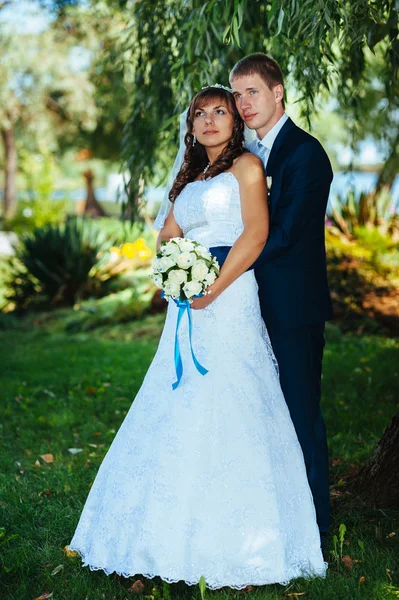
[252,141,333,268]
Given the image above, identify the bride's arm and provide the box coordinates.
[156,205,183,250]
[191,153,268,310]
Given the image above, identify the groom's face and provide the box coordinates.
[231,73,284,138]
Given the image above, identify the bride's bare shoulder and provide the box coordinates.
[231,152,264,178]
[232,152,263,170]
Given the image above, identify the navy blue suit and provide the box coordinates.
[211,117,333,537]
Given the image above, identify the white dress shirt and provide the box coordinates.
[248,112,289,169]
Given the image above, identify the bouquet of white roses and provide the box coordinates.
[152,237,220,303]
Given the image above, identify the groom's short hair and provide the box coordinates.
[229,53,285,108]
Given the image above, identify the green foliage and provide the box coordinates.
[64,284,155,332]
[0,21,98,149]
[115,0,398,219]
[330,188,399,238]
[326,227,399,335]
[0,320,398,599]
[4,217,113,310]
[3,151,68,234]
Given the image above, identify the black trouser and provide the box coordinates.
[265,321,330,535]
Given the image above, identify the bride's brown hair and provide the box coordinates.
[169,87,245,202]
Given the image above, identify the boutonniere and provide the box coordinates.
[266,176,272,190]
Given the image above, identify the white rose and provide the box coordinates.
[212,257,220,270]
[191,260,209,280]
[152,273,163,289]
[204,270,217,285]
[158,256,176,272]
[168,269,188,285]
[196,246,212,260]
[152,257,161,270]
[176,252,197,269]
[162,241,180,256]
[183,280,203,298]
[164,281,181,299]
[179,239,195,252]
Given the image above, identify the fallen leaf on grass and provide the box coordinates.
[129,579,145,594]
[39,454,54,464]
[342,555,353,569]
[34,460,41,468]
[329,490,343,498]
[239,585,253,593]
[387,569,392,580]
[286,594,305,597]
[386,532,396,538]
[359,576,366,584]
[33,592,53,599]
[50,564,64,576]
[24,449,31,456]
[68,448,83,455]
[63,545,79,558]
[86,387,96,394]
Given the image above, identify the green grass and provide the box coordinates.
[0,317,398,600]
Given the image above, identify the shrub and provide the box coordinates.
[4,217,113,310]
[329,187,398,239]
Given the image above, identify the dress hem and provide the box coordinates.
[68,546,328,590]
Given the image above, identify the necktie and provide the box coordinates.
[257,141,268,165]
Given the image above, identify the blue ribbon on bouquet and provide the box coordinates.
[161,292,208,390]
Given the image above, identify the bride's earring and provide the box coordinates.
[192,135,196,147]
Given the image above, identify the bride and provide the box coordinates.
[69,85,327,589]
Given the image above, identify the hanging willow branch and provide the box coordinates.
[118,0,398,221]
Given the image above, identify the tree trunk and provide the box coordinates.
[1,125,18,220]
[82,169,106,217]
[351,411,399,508]
[374,131,399,195]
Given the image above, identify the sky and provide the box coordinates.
[0,0,53,34]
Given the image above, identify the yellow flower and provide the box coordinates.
[134,237,147,250]
[119,238,153,260]
[109,246,121,255]
[121,243,137,259]
[138,249,152,260]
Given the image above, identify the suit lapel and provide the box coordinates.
[266,117,297,175]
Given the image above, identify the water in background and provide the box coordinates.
[5,171,399,213]
[328,172,399,213]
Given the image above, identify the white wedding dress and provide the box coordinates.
[69,171,327,588]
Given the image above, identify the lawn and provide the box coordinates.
[0,315,398,600]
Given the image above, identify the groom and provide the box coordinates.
[230,53,333,549]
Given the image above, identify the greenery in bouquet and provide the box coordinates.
[152,238,220,303]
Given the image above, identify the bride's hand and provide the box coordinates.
[190,285,218,310]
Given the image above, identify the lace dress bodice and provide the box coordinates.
[173,172,243,247]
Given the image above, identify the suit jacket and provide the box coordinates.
[252,117,334,329]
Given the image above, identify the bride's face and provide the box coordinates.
[191,101,235,149]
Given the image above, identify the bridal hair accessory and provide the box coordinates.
[201,83,233,93]
[153,83,257,230]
